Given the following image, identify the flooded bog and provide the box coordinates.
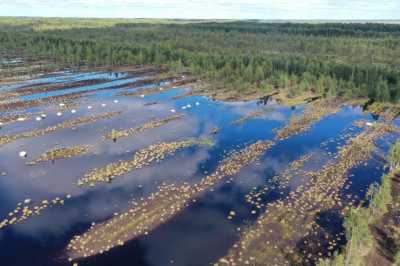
[0,70,398,266]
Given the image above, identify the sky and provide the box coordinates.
[0,0,399,20]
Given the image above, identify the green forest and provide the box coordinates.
[1,18,400,102]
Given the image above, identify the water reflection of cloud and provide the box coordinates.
[225,101,289,123]
[6,146,212,238]
[0,95,206,212]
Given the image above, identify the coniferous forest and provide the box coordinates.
[1,18,400,102]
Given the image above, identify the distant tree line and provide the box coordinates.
[1,20,399,102]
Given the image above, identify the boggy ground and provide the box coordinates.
[217,122,397,266]
[65,100,346,261]
[66,141,273,260]
[1,68,398,266]
[104,115,183,141]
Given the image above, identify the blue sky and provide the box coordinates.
[0,0,399,20]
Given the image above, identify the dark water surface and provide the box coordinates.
[0,71,398,266]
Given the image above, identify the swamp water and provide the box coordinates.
[0,70,398,266]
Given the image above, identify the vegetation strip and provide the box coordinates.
[0,111,121,146]
[0,78,111,102]
[276,100,340,140]
[27,145,94,165]
[319,140,400,266]
[231,110,268,125]
[76,138,213,187]
[104,115,182,141]
[0,90,86,111]
[218,123,395,266]
[66,140,273,260]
